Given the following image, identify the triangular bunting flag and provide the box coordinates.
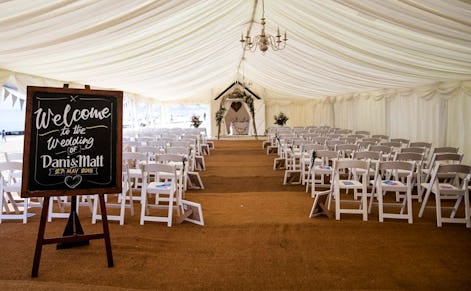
[3,90,10,101]
[12,95,17,107]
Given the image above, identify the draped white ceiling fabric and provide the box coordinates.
[0,0,470,102]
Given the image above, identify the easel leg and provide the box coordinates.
[99,194,114,267]
[32,197,50,277]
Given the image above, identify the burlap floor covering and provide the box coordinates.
[1,140,470,290]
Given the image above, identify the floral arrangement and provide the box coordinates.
[191,114,202,128]
[215,107,226,139]
[215,107,226,127]
[243,94,254,116]
[274,112,289,126]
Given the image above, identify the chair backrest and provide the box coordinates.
[394,152,424,163]
[122,152,148,169]
[155,154,186,168]
[339,137,357,144]
[0,161,23,184]
[390,138,410,147]
[430,146,458,155]
[165,147,188,155]
[352,150,382,161]
[381,141,402,149]
[368,145,393,154]
[426,153,463,176]
[356,141,377,151]
[302,143,326,153]
[431,152,463,164]
[400,147,426,154]
[378,160,415,173]
[325,139,341,150]
[315,150,339,161]
[427,146,459,165]
[362,138,381,143]
[335,144,359,158]
[332,159,370,185]
[348,134,366,140]
[333,159,369,171]
[336,129,352,135]
[371,134,389,141]
[428,163,471,192]
[143,163,177,183]
[409,142,432,149]
[377,161,415,183]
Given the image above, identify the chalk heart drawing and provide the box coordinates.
[64,175,82,189]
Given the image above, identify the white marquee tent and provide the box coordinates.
[0,0,470,162]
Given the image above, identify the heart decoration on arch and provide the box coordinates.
[231,101,242,112]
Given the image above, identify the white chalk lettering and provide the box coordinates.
[41,154,104,168]
[34,104,111,130]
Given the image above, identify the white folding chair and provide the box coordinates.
[155,153,188,196]
[301,144,326,186]
[370,161,415,224]
[329,159,370,221]
[140,163,183,227]
[419,152,463,201]
[308,151,337,218]
[418,164,471,228]
[306,150,338,193]
[0,162,29,223]
[393,152,424,201]
[123,152,149,201]
[92,164,134,225]
[351,150,382,200]
[283,143,303,185]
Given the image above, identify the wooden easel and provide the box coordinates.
[32,194,113,277]
[23,84,123,277]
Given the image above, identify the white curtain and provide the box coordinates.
[265,80,471,164]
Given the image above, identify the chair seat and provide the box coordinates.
[128,168,143,177]
[314,165,332,173]
[380,180,407,190]
[148,181,174,192]
[420,182,461,195]
[338,180,363,188]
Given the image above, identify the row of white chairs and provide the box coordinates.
[1,150,204,226]
[306,156,470,228]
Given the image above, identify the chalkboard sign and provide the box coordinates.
[22,86,122,197]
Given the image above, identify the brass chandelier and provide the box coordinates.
[240,0,287,53]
